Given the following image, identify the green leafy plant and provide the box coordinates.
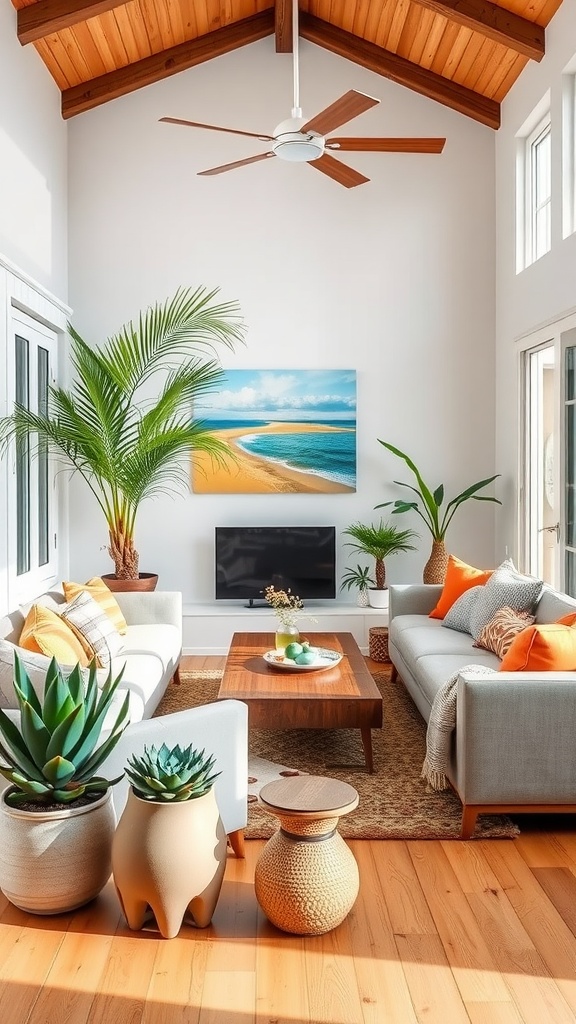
[0,654,130,807]
[343,520,418,590]
[375,440,501,541]
[340,564,375,593]
[125,742,221,802]
[0,286,245,580]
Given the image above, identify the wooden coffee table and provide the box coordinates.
[217,632,383,773]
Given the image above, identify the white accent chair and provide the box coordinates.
[100,699,249,857]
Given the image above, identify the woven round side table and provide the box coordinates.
[369,625,390,663]
[254,776,359,936]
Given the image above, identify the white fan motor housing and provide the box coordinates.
[272,117,324,163]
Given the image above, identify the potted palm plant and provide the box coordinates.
[343,520,418,608]
[0,286,245,589]
[0,653,130,914]
[339,564,375,607]
[112,742,225,937]
[375,440,501,584]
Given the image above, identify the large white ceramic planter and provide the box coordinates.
[112,786,227,938]
[367,588,389,610]
[0,789,116,914]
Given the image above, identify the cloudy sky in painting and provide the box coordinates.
[197,369,356,421]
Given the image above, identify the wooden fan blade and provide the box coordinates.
[310,153,369,189]
[326,137,446,154]
[301,90,379,136]
[198,152,275,176]
[159,117,274,141]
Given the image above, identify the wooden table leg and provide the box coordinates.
[360,727,374,774]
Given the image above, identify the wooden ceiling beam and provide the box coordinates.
[410,0,544,61]
[300,12,500,129]
[18,0,127,46]
[61,10,275,118]
[275,0,293,53]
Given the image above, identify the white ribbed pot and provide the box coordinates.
[0,789,116,914]
[367,588,389,610]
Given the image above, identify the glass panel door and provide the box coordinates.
[563,330,576,595]
[523,343,559,586]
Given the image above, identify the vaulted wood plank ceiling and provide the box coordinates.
[10,0,564,127]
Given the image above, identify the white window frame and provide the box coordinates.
[0,253,71,613]
[525,114,552,267]
[7,309,59,602]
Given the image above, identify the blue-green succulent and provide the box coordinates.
[0,652,130,807]
[125,742,221,802]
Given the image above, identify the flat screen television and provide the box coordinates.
[215,526,336,604]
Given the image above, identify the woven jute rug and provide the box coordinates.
[154,666,519,840]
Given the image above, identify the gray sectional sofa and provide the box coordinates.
[388,583,576,837]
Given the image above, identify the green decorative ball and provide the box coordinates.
[284,642,304,660]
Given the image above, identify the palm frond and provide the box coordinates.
[0,285,245,578]
[98,287,245,396]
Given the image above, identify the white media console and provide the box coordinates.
[182,601,389,655]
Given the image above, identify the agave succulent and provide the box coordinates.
[125,742,221,802]
[0,653,130,807]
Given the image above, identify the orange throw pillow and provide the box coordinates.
[557,612,576,626]
[500,622,576,672]
[429,555,493,620]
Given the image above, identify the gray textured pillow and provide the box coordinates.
[442,585,484,634]
[468,559,543,641]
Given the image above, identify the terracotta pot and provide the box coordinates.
[112,787,227,938]
[101,573,158,593]
[0,789,115,914]
[423,540,449,584]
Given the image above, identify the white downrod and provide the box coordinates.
[291,1,302,119]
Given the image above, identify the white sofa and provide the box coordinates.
[0,588,183,721]
[0,587,248,854]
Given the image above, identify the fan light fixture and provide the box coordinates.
[159,3,446,187]
[271,116,324,162]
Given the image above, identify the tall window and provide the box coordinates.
[525,116,552,266]
[8,310,58,600]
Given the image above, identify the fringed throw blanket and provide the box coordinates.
[421,664,497,791]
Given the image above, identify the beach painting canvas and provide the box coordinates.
[191,369,356,494]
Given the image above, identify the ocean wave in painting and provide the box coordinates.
[234,424,356,488]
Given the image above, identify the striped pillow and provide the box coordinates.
[473,605,535,659]
[63,577,127,634]
[19,604,91,667]
[61,592,122,669]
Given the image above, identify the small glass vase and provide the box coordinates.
[275,623,300,654]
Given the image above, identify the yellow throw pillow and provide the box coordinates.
[19,605,91,667]
[62,577,127,634]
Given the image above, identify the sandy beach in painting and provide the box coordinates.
[192,421,355,494]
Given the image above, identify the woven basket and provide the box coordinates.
[369,626,390,663]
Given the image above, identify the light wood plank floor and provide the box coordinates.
[2,656,575,1024]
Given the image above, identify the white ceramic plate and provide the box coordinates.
[263,648,343,672]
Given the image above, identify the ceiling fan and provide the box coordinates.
[159,5,446,188]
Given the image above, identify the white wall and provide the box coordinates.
[0,6,68,616]
[67,40,497,601]
[0,3,67,296]
[495,1,576,563]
